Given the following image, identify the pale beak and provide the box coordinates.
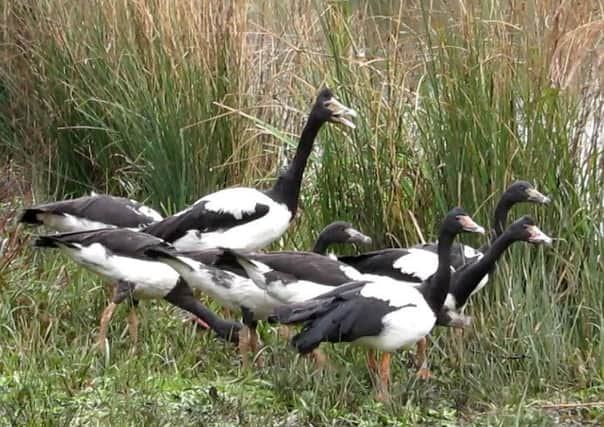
[527,225,553,245]
[459,216,485,234]
[526,188,551,204]
[345,228,372,245]
[325,98,358,129]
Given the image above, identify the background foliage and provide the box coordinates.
[1,0,602,424]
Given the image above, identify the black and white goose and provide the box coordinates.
[312,221,372,256]
[142,89,357,251]
[338,181,550,287]
[143,221,371,366]
[267,208,485,400]
[20,192,162,232]
[33,228,241,350]
[407,215,553,378]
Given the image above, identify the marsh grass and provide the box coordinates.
[1,0,603,424]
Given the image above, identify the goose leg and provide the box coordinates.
[163,278,241,344]
[238,325,251,368]
[97,301,117,352]
[375,352,391,402]
[310,348,328,370]
[367,349,377,373]
[126,299,139,354]
[415,337,433,380]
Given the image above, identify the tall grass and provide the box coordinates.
[1,0,603,420]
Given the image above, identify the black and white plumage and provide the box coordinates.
[267,208,484,399]
[440,215,552,321]
[142,89,357,251]
[339,181,551,289]
[311,221,372,255]
[20,193,162,232]
[33,228,241,344]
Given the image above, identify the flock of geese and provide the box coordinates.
[18,89,553,401]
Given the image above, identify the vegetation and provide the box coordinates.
[1,0,602,424]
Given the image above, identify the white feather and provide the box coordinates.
[59,243,178,299]
[159,255,281,320]
[443,293,457,310]
[38,213,114,233]
[392,248,439,280]
[353,281,436,351]
[172,188,291,252]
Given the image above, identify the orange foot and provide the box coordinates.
[416,367,434,380]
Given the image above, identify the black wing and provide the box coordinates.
[412,242,482,270]
[142,200,270,243]
[338,249,424,282]
[20,194,160,228]
[33,228,169,260]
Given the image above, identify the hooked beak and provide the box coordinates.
[526,188,551,204]
[458,215,485,234]
[527,225,553,245]
[325,97,358,129]
[345,227,372,245]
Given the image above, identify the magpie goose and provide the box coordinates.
[20,193,162,232]
[338,181,550,287]
[414,216,553,379]
[269,208,484,400]
[142,89,357,252]
[33,228,241,351]
[312,221,372,255]
[143,222,371,366]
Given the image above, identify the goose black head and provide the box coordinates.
[506,215,553,245]
[503,181,551,205]
[442,207,486,235]
[310,88,357,128]
[318,221,372,246]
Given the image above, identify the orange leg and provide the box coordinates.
[97,302,117,352]
[127,306,139,355]
[367,349,377,373]
[238,325,251,368]
[278,325,293,340]
[310,348,329,370]
[415,337,433,380]
[375,352,391,401]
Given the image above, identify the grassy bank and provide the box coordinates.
[1,0,603,425]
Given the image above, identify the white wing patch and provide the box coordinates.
[339,264,365,280]
[360,280,426,307]
[202,187,267,220]
[463,245,483,260]
[392,248,439,280]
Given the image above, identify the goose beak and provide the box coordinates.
[345,228,372,245]
[326,98,358,129]
[527,225,553,245]
[459,216,485,234]
[526,188,551,204]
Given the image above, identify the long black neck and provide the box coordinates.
[478,197,512,252]
[422,231,455,313]
[449,231,516,308]
[267,116,323,215]
[312,236,328,255]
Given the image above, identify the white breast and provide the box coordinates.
[166,257,282,320]
[172,189,292,251]
[61,243,178,299]
[353,281,436,351]
[39,213,113,232]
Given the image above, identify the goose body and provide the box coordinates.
[143,188,291,251]
[20,193,162,232]
[339,181,550,293]
[267,208,485,399]
[33,229,241,343]
[142,89,357,252]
